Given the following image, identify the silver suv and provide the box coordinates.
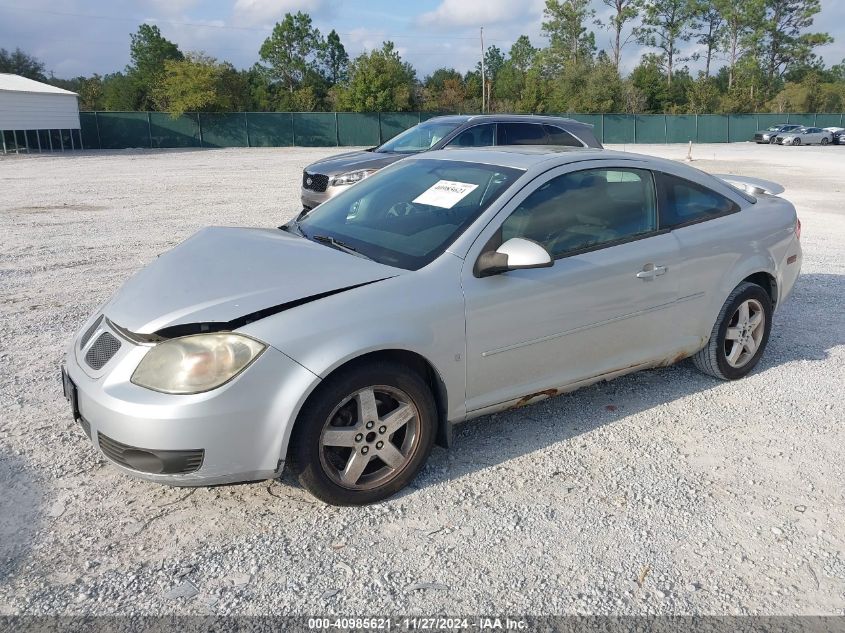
[300,114,601,209]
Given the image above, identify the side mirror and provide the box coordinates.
[476,237,553,277]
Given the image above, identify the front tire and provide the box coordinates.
[289,361,437,505]
[792,138,801,146]
[821,137,829,146]
[693,282,773,381]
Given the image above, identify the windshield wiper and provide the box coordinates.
[311,234,373,260]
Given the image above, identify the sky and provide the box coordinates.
[2,0,844,80]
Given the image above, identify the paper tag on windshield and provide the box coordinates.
[413,180,479,209]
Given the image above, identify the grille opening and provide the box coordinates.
[97,433,204,475]
[85,332,121,370]
[79,315,103,349]
[303,171,329,192]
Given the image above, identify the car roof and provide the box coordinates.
[413,146,726,191]
[414,146,639,170]
[425,113,594,129]
[423,115,473,124]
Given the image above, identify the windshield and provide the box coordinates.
[297,159,523,270]
[376,121,463,154]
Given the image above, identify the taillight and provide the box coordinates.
[795,218,802,240]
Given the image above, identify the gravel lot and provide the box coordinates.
[0,143,843,616]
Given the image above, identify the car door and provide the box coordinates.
[461,160,685,413]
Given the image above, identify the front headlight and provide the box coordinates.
[331,169,376,187]
[131,333,266,394]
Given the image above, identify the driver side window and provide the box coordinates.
[446,124,496,148]
[501,168,658,258]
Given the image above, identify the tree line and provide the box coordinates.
[2,0,842,116]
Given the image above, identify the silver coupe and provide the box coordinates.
[63,147,802,505]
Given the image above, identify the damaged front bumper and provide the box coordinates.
[62,317,319,486]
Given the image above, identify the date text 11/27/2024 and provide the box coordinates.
[307,617,528,630]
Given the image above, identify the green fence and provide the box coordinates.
[77,111,845,150]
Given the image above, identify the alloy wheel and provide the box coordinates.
[723,299,766,368]
[319,385,420,490]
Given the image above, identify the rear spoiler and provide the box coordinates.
[713,174,785,196]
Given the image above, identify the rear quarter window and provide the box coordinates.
[657,173,740,229]
[544,125,583,147]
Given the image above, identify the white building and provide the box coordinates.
[0,73,81,153]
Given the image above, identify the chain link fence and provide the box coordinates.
[74,111,845,150]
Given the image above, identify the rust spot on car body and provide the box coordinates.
[656,339,708,368]
[500,339,710,416]
[657,349,693,367]
[511,389,559,409]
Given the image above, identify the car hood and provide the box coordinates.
[104,227,400,335]
[306,150,405,176]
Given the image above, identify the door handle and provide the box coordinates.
[636,264,667,280]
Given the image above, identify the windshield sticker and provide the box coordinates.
[413,180,479,209]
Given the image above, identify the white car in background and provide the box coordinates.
[775,127,833,146]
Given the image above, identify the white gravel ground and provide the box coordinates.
[0,143,843,616]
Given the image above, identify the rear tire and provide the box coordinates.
[289,361,437,505]
[693,282,773,381]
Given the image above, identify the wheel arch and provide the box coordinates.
[698,257,778,345]
[742,271,779,308]
[281,348,453,466]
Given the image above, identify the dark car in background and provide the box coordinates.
[824,127,845,145]
[754,124,802,144]
[300,114,602,209]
